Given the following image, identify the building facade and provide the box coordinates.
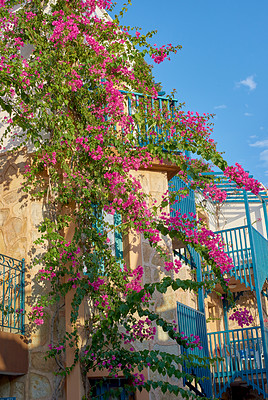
[1,90,268,400]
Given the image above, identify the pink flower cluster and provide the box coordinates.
[30,305,44,326]
[133,372,145,387]
[229,307,253,328]
[68,272,82,289]
[179,330,203,351]
[151,44,172,64]
[39,266,56,281]
[68,69,83,92]
[164,259,182,274]
[48,343,64,352]
[88,277,105,291]
[123,318,156,343]
[125,265,143,293]
[203,183,227,203]
[50,14,80,46]
[42,152,56,167]
[162,211,234,275]
[224,163,261,195]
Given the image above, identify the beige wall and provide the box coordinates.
[0,150,64,399]
[129,169,197,400]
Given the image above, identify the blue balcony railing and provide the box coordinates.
[208,326,268,398]
[121,90,178,148]
[201,225,268,293]
[252,227,268,292]
[213,225,254,290]
[177,302,213,398]
[0,253,25,334]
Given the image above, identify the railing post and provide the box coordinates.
[222,296,229,331]
[21,258,25,335]
[262,200,268,240]
[243,191,268,377]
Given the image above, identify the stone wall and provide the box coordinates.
[0,150,65,399]
[129,169,198,400]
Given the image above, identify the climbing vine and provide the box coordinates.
[0,0,261,398]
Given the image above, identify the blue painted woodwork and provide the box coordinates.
[201,172,268,204]
[244,188,268,384]
[177,302,213,398]
[91,378,135,399]
[252,227,268,292]
[203,223,268,294]
[114,212,123,260]
[0,253,25,334]
[212,225,254,290]
[208,326,268,398]
[92,207,123,272]
[169,176,195,219]
[170,176,205,312]
[0,398,16,400]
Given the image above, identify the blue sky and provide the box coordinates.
[112,0,268,186]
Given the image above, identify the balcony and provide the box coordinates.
[202,225,268,293]
[0,253,27,375]
[208,326,268,398]
[0,253,25,334]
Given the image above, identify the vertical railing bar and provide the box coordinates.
[13,269,17,330]
[222,331,228,380]
[229,230,237,280]
[21,259,25,334]
[8,268,11,330]
[256,327,265,391]
[233,228,242,281]
[135,95,140,145]
[246,329,253,382]
[158,98,162,144]
[231,330,237,373]
[2,262,5,327]
[217,333,223,382]
[238,227,248,285]
[208,333,215,395]
[243,226,253,289]
[241,328,249,382]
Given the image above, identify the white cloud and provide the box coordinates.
[237,75,257,91]
[250,135,257,139]
[260,150,268,165]
[244,112,253,117]
[214,104,227,110]
[250,140,268,148]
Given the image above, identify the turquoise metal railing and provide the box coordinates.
[169,176,199,267]
[208,326,267,398]
[177,302,213,398]
[169,176,195,220]
[213,225,254,290]
[0,253,25,334]
[252,227,268,291]
[202,225,268,292]
[121,90,178,148]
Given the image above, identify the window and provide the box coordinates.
[90,378,135,400]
